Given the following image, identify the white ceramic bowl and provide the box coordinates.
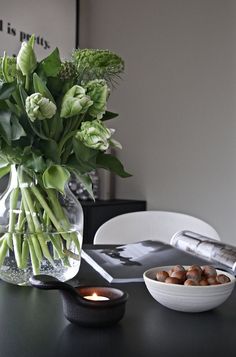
[143,265,236,313]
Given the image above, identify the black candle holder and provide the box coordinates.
[30,275,128,327]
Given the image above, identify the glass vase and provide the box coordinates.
[0,165,83,285]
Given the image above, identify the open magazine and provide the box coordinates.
[81,238,215,283]
[170,230,236,273]
[82,241,168,283]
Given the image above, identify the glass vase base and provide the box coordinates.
[0,256,81,286]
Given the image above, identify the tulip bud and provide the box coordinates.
[17,35,37,76]
[0,55,17,82]
[60,85,93,118]
[85,79,109,119]
[76,119,121,151]
[25,93,57,122]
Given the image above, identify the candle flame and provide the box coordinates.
[83,292,110,301]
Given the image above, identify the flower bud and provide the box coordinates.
[72,49,124,84]
[76,119,121,151]
[85,79,109,119]
[17,35,37,76]
[60,85,93,118]
[59,61,78,81]
[0,55,17,82]
[25,93,57,122]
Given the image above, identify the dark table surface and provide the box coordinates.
[0,244,236,357]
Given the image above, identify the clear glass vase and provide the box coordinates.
[0,165,83,285]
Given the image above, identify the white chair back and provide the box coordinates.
[93,210,220,244]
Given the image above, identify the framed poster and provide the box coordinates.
[0,0,79,60]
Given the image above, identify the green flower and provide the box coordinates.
[60,85,93,118]
[86,79,109,119]
[72,49,124,84]
[59,61,78,81]
[0,55,17,82]
[26,93,57,122]
[76,119,121,151]
[17,35,37,76]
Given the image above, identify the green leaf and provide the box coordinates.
[0,145,22,164]
[0,164,10,179]
[0,81,16,100]
[18,84,28,107]
[0,157,9,168]
[27,120,51,141]
[2,52,8,82]
[12,86,25,113]
[102,111,119,121]
[33,73,55,103]
[0,110,11,144]
[39,48,61,77]
[72,138,98,173]
[24,153,46,172]
[43,165,70,193]
[65,159,95,200]
[38,139,60,163]
[73,137,98,162]
[6,100,20,116]
[0,100,8,110]
[84,110,119,122]
[47,77,64,98]
[28,34,35,47]
[11,114,26,140]
[72,169,94,200]
[97,153,132,178]
[48,112,63,140]
[67,153,93,175]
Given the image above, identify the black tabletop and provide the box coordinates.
[0,244,236,357]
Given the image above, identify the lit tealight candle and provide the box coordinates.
[83,292,110,301]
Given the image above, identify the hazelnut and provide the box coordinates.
[165,277,181,284]
[188,265,202,274]
[156,271,169,282]
[199,279,209,286]
[186,269,201,281]
[202,265,217,278]
[173,265,185,272]
[155,263,232,287]
[207,277,218,285]
[171,270,186,282]
[184,279,198,286]
[216,274,231,284]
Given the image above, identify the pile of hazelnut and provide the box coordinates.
[156,265,231,286]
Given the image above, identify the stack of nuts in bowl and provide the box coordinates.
[156,265,231,286]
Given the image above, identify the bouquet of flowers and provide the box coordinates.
[0,35,130,280]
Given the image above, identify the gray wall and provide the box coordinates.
[80,0,236,244]
[1,0,76,59]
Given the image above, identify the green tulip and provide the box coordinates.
[0,55,17,82]
[60,85,93,118]
[76,119,121,151]
[25,93,57,122]
[85,79,109,119]
[17,35,37,77]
